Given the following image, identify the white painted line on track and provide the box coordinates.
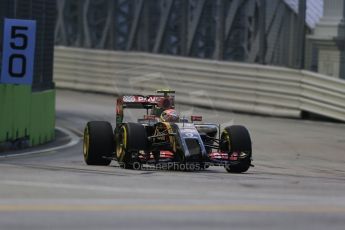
[0,127,81,159]
[1,180,344,205]
[1,203,345,213]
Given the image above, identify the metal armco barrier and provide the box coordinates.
[53,46,345,122]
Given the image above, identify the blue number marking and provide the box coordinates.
[0,18,36,85]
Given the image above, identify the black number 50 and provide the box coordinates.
[8,26,28,78]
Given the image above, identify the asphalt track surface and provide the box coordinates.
[1,90,345,230]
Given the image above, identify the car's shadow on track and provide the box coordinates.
[109,163,255,176]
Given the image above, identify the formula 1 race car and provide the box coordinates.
[83,90,253,173]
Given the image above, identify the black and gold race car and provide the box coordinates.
[83,90,253,173]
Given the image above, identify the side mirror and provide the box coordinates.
[191,115,202,122]
[144,115,157,120]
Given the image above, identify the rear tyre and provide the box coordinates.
[83,121,114,165]
[220,125,252,173]
[116,123,148,169]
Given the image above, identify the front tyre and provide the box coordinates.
[83,121,114,165]
[116,123,148,169]
[220,125,252,173]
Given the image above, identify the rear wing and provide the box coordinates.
[116,95,175,125]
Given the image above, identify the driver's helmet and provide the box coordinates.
[160,109,180,122]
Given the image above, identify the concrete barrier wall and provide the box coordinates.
[53,46,345,122]
[0,85,55,148]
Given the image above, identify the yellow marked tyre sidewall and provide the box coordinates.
[83,126,90,160]
[116,126,127,162]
